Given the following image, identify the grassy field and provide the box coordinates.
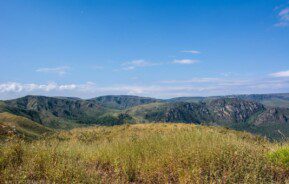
[1,123,289,183]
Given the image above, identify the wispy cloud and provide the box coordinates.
[36,66,70,75]
[173,59,199,65]
[121,60,159,70]
[0,82,77,93]
[1,76,289,99]
[275,7,289,27]
[180,50,201,54]
[270,70,289,77]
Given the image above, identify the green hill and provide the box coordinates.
[1,123,289,183]
[0,112,53,140]
[4,95,121,128]
[127,98,289,140]
[2,95,160,129]
[2,94,289,140]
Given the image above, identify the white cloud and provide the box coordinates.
[275,7,289,27]
[0,82,79,93]
[1,75,289,100]
[181,50,201,54]
[36,66,70,75]
[121,60,159,70]
[279,8,289,20]
[270,70,289,77]
[173,59,199,65]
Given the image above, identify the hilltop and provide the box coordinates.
[1,123,289,183]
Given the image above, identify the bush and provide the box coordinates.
[268,147,289,167]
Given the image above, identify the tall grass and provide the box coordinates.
[1,123,289,183]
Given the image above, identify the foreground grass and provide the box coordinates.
[1,123,289,183]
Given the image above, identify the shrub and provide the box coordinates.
[268,147,289,167]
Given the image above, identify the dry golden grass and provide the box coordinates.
[1,123,289,183]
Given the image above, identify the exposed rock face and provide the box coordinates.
[163,102,211,124]
[254,108,289,126]
[207,98,265,123]
[143,98,265,125]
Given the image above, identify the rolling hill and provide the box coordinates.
[127,98,289,140]
[1,93,289,140]
[4,95,121,128]
[0,112,53,140]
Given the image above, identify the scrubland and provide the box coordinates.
[1,123,289,183]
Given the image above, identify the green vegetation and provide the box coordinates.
[0,112,53,140]
[92,95,160,109]
[268,146,289,167]
[1,123,289,183]
[2,94,289,140]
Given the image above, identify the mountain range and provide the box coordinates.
[1,93,289,140]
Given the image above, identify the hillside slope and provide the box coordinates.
[0,112,53,140]
[127,98,289,139]
[128,98,265,125]
[4,95,120,128]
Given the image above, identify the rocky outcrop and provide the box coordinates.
[207,98,265,123]
[254,108,289,126]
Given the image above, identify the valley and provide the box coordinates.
[1,93,289,183]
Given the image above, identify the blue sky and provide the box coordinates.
[0,0,289,99]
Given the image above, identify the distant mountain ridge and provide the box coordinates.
[1,95,159,129]
[91,95,161,109]
[128,98,267,125]
[1,93,289,140]
[169,93,289,108]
